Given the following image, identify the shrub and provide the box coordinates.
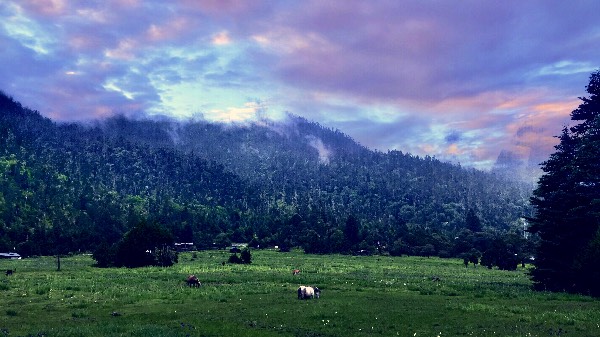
[228,248,252,264]
[228,254,243,264]
[153,245,178,267]
[240,248,252,264]
[92,221,177,268]
[92,242,117,268]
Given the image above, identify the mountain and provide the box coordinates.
[0,92,534,262]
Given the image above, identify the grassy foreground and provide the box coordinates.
[1,250,599,337]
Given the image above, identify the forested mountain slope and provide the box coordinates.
[101,112,533,229]
[0,92,534,263]
[0,93,255,255]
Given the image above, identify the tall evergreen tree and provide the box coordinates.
[344,214,361,252]
[465,208,482,232]
[529,70,600,295]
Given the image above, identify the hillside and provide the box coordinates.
[0,92,534,263]
[99,111,533,227]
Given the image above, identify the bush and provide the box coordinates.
[92,221,177,268]
[228,254,243,264]
[92,242,117,268]
[278,245,291,252]
[240,248,252,264]
[481,247,518,271]
[153,245,178,267]
[389,239,411,257]
[228,248,252,264]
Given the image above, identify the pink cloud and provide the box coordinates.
[254,1,599,108]
[445,144,462,156]
[104,38,138,60]
[147,17,191,42]
[110,0,141,8]
[68,34,111,52]
[178,0,263,17]
[20,0,67,16]
[211,30,231,46]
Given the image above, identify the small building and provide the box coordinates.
[0,252,21,259]
[174,243,195,252]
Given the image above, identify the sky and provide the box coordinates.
[1,0,599,172]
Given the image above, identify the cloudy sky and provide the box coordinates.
[1,1,599,171]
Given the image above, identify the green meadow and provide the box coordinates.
[1,250,599,337]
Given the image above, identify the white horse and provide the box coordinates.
[297,285,320,299]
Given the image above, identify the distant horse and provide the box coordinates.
[297,285,306,299]
[292,269,300,275]
[5,269,14,276]
[297,285,320,299]
[186,275,201,287]
[313,286,321,299]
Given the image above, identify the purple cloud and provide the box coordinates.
[0,0,598,172]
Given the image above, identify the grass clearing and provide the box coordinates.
[1,251,599,336]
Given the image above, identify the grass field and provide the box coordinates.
[1,250,599,337]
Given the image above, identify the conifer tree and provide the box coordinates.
[465,208,482,232]
[529,70,600,295]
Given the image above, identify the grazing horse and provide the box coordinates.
[313,286,321,299]
[297,285,306,299]
[186,275,201,287]
[5,269,14,276]
[297,285,320,299]
[292,269,300,275]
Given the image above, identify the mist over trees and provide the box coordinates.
[0,91,533,268]
[529,70,600,295]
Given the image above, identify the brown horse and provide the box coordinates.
[292,269,300,275]
[186,275,201,287]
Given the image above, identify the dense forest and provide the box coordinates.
[0,91,535,268]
